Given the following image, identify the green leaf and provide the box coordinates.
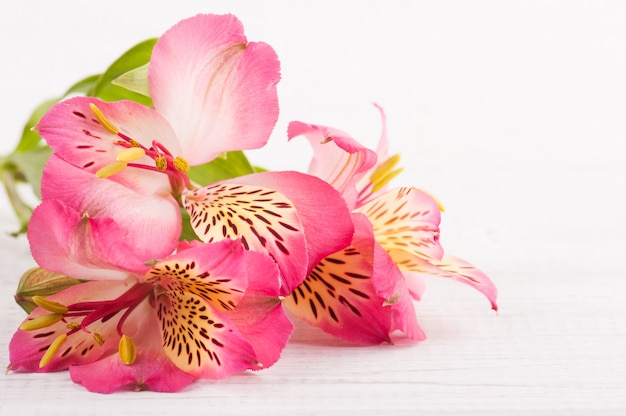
[65,74,101,96]
[9,146,53,199]
[14,98,57,153]
[112,63,150,97]
[188,151,257,186]
[179,207,201,242]
[89,38,157,105]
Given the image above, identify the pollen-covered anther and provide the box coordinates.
[118,335,137,365]
[32,295,69,314]
[173,156,190,173]
[93,332,105,346]
[96,161,128,178]
[116,147,146,162]
[89,103,119,135]
[19,313,63,331]
[155,156,167,171]
[39,333,68,368]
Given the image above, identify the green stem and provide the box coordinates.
[1,160,33,236]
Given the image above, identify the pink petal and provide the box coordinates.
[149,14,281,164]
[356,187,443,261]
[287,121,377,208]
[226,249,292,367]
[227,294,293,369]
[184,171,354,295]
[36,97,178,195]
[153,290,257,379]
[28,200,147,280]
[354,103,392,203]
[34,156,181,274]
[183,182,307,296]
[69,349,196,393]
[9,280,136,373]
[69,301,196,393]
[428,254,498,311]
[146,239,250,309]
[148,240,288,379]
[284,213,395,345]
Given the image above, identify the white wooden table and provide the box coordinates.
[1,1,625,414]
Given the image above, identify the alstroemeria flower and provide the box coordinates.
[9,239,293,393]
[36,13,281,197]
[286,107,497,343]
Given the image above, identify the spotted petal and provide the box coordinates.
[396,251,498,311]
[183,171,354,295]
[355,187,443,261]
[36,97,178,195]
[288,121,377,208]
[149,14,280,165]
[147,240,263,378]
[286,214,403,345]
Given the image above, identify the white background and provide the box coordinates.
[1,1,625,414]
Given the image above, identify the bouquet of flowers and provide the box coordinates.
[1,14,497,393]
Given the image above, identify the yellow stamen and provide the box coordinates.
[39,333,68,368]
[118,335,136,365]
[93,332,105,346]
[95,161,127,178]
[89,103,119,135]
[116,147,146,162]
[32,295,68,314]
[370,154,401,184]
[372,167,404,193]
[20,313,63,331]
[66,322,81,330]
[173,156,190,173]
[155,156,167,171]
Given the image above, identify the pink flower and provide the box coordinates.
[36,13,281,197]
[285,106,497,344]
[9,239,293,393]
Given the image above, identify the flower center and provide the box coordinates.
[22,282,154,368]
[89,103,190,191]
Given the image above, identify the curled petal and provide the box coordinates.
[150,14,281,164]
[392,249,497,311]
[356,187,443,261]
[288,121,377,208]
